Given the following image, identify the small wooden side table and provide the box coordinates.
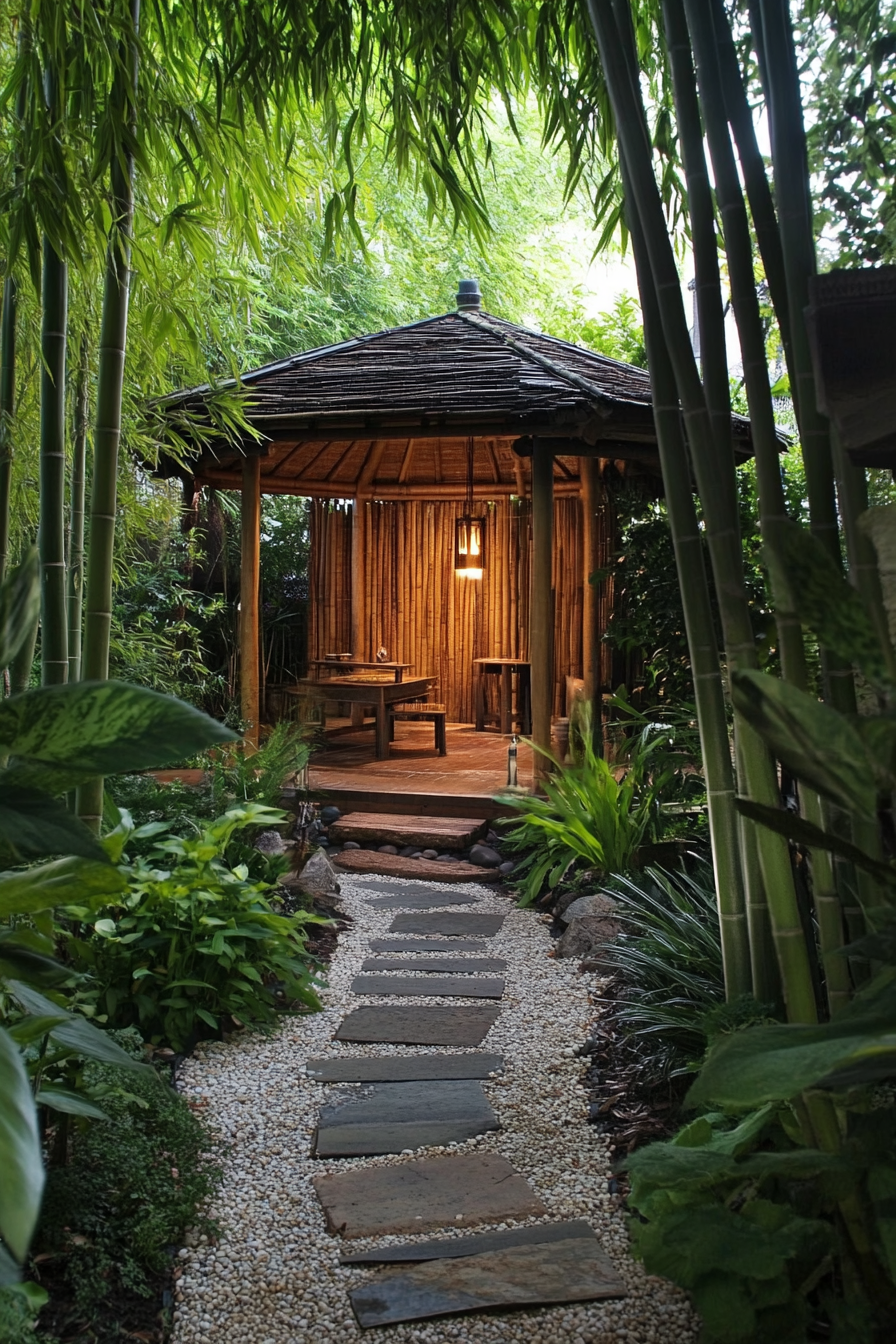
[473,658,531,734]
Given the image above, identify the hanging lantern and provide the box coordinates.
[455,514,485,579]
[455,439,485,579]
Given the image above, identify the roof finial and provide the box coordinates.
[456,278,482,311]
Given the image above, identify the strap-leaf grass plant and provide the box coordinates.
[498,701,680,905]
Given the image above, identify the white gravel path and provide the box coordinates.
[171,876,698,1343]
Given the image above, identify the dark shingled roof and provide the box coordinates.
[157,308,757,496]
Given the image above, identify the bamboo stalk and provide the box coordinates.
[67,334,88,682]
[531,439,554,782]
[0,273,17,585]
[592,0,817,1011]
[78,0,140,829]
[39,234,69,687]
[240,454,261,743]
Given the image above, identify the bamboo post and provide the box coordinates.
[240,453,261,745]
[531,438,554,784]
[582,457,603,752]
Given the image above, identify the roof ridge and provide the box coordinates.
[456,310,617,412]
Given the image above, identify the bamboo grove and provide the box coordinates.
[1,1,893,1034]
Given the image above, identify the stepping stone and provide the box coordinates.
[341,1218,596,1263]
[351,975,505,999]
[312,1152,545,1238]
[336,1006,500,1046]
[361,957,506,974]
[349,1236,627,1327]
[336,850,499,882]
[369,938,487,953]
[365,892,478,909]
[306,1053,504,1083]
[330,814,487,851]
[313,1080,498,1157]
[390,913,505,937]
[360,881,475,896]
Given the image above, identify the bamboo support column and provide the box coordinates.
[582,457,604,752]
[531,439,554,784]
[240,453,261,745]
[350,497,366,657]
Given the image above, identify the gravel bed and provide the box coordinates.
[171,876,698,1343]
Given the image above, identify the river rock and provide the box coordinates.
[556,911,621,960]
[295,848,339,897]
[320,805,342,826]
[558,893,618,925]
[378,844,399,855]
[469,843,502,869]
[254,829,287,856]
[499,861,515,877]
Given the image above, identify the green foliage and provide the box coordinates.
[0,1280,47,1344]
[36,1044,222,1317]
[593,864,731,1079]
[498,702,676,904]
[72,803,323,1053]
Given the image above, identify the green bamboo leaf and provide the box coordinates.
[686,979,896,1108]
[0,681,236,791]
[731,670,877,814]
[767,520,888,683]
[0,1025,44,1263]
[0,550,40,673]
[0,785,108,862]
[0,940,68,987]
[0,856,126,918]
[35,1086,110,1120]
[734,798,896,885]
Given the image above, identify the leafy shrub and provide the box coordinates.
[72,803,324,1052]
[35,1045,222,1322]
[498,702,683,904]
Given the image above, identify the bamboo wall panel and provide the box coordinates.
[308,494,613,724]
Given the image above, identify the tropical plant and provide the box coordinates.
[593,864,729,1079]
[0,553,236,1285]
[72,802,324,1053]
[498,702,680,904]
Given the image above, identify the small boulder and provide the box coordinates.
[558,893,618,925]
[556,911,620,960]
[421,848,439,860]
[399,846,418,858]
[320,805,342,826]
[469,843,502,869]
[294,848,339,898]
[436,853,455,863]
[377,844,399,855]
[499,860,515,877]
[343,840,361,851]
[254,829,287,856]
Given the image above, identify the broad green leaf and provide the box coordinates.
[0,551,40,674]
[687,979,896,1109]
[35,1086,110,1120]
[632,1203,821,1287]
[0,1241,22,1287]
[0,681,236,791]
[0,856,126,918]
[8,983,149,1073]
[735,798,896,885]
[0,1026,44,1262]
[0,784,108,863]
[6,1015,68,1046]
[867,1164,896,1281]
[731,670,877,814]
[0,941,69,987]
[767,520,888,684]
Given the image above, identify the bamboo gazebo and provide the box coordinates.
[156,279,758,768]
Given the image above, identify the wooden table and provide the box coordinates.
[309,660,412,684]
[474,659,531,735]
[291,676,436,759]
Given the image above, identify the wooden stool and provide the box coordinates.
[388,703,448,756]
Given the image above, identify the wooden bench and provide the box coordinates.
[388,702,448,756]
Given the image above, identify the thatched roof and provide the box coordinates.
[156,307,757,496]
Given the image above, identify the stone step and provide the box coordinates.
[313,1080,499,1157]
[306,1053,504,1083]
[330,812,487,850]
[351,974,505,999]
[335,849,499,882]
[360,956,506,973]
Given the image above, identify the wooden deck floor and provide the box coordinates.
[308,722,533,813]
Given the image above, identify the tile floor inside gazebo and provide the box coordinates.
[308,722,534,815]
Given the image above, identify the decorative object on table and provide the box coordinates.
[455,437,486,578]
[376,646,389,662]
[506,734,522,790]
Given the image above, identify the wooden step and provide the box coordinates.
[329,812,487,850]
